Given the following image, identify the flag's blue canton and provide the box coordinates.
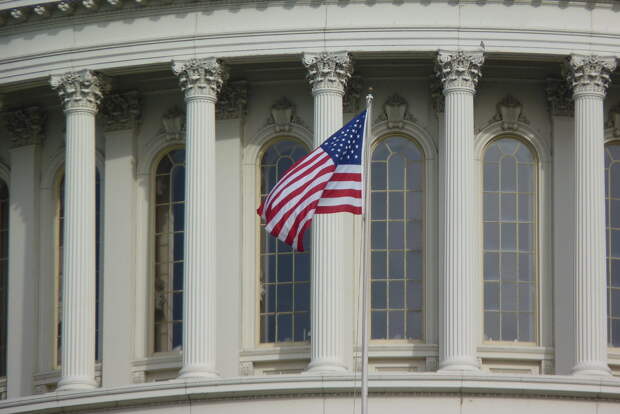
[320,110,366,166]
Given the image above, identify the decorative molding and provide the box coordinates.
[216,81,248,120]
[266,97,306,133]
[343,75,363,113]
[435,50,485,91]
[606,103,620,137]
[425,357,438,372]
[545,77,574,117]
[375,93,416,129]
[564,54,617,96]
[302,51,352,93]
[100,90,141,132]
[158,106,185,141]
[489,94,529,131]
[50,69,108,112]
[172,57,228,100]
[3,105,46,148]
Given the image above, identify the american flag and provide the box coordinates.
[257,110,367,251]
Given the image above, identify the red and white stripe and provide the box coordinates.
[257,147,362,251]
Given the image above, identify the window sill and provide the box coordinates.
[131,353,181,383]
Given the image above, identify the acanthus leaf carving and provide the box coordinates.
[493,94,528,131]
[376,93,416,128]
[216,81,248,120]
[266,97,306,132]
[564,54,617,96]
[545,77,574,117]
[430,76,445,113]
[435,50,485,91]
[172,57,229,100]
[50,69,108,112]
[159,105,185,141]
[302,52,353,93]
[100,90,141,132]
[343,76,363,113]
[3,106,47,148]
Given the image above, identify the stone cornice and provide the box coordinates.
[50,69,107,112]
[172,57,228,101]
[3,105,46,148]
[302,51,352,94]
[100,90,141,132]
[564,54,617,97]
[435,50,484,92]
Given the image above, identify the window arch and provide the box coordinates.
[370,135,424,341]
[55,170,103,366]
[482,137,536,343]
[0,180,8,377]
[606,142,620,347]
[259,138,311,344]
[152,148,186,353]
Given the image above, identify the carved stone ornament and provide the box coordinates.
[564,54,617,96]
[172,57,229,99]
[607,103,620,137]
[343,76,363,113]
[239,361,254,376]
[216,81,248,120]
[266,97,306,132]
[100,90,141,132]
[4,106,47,148]
[545,78,574,117]
[302,52,353,92]
[376,94,416,128]
[430,76,445,113]
[159,106,185,140]
[435,50,485,91]
[493,95,528,131]
[50,69,108,112]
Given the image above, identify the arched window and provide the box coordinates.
[259,139,311,344]
[483,137,536,343]
[152,149,185,353]
[0,181,8,377]
[606,142,620,347]
[55,171,102,366]
[370,136,424,341]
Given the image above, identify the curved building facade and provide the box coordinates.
[0,0,620,412]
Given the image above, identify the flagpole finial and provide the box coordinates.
[366,87,374,107]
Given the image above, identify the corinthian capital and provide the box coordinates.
[100,91,141,132]
[50,69,107,112]
[435,50,485,92]
[302,52,352,94]
[172,58,228,100]
[564,54,617,97]
[4,106,46,148]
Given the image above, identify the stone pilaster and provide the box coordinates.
[172,57,228,379]
[4,106,45,397]
[435,50,484,372]
[565,54,617,376]
[50,69,106,390]
[302,51,352,373]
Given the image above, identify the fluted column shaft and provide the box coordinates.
[50,70,106,391]
[435,51,484,372]
[566,54,617,376]
[172,58,227,379]
[303,52,352,373]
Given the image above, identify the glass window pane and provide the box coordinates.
[388,222,405,250]
[406,162,424,191]
[484,163,499,191]
[294,284,310,312]
[277,254,293,283]
[261,315,275,343]
[371,311,387,339]
[612,164,620,198]
[485,311,500,341]
[389,192,404,219]
[406,221,422,250]
[388,155,405,190]
[484,282,499,311]
[294,313,309,342]
[277,314,292,342]
[518,313,533,342]
[295,253,310,282]
[502,313,518,341]
[518,194,533,221]
[388,281,405,309]
[501,283,518,311]
[500,193,517,221]
[501,223,516,250]
[406,311,423,340]
[484,252,500,281]
[519,284,533,312]
[388,311,405,339]
[372,222,387,250]
[372,251,387,279]
[372,143,389,161]
[518,164,533,193]
[406,192,423,220]
[500,156,517,191]
[371,163,387,190]
[519,223,531,252]
[372,281,387,309]
[484,193,499,221]
[406,281,423,311]
[372,192,387,220]
[388,251,404,279]
[501,253,517,281]
[484,222,500,250]
[277,284,293,312]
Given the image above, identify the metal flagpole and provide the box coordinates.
[360,89,374,414]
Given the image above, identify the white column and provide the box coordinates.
[435,50,484,372]
[100,91,141,387]
[5,107,45,397]
[302,52,352,373]
[172,58,228,379]
[50,70,106,390]
[565,54,617,376]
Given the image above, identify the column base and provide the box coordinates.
[304,359,347,375]
[57,376,97,392]
[438,357,480,372]
[178,365,220,380]
[572,361,612,376]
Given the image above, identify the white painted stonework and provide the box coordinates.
[0,0,620,412]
